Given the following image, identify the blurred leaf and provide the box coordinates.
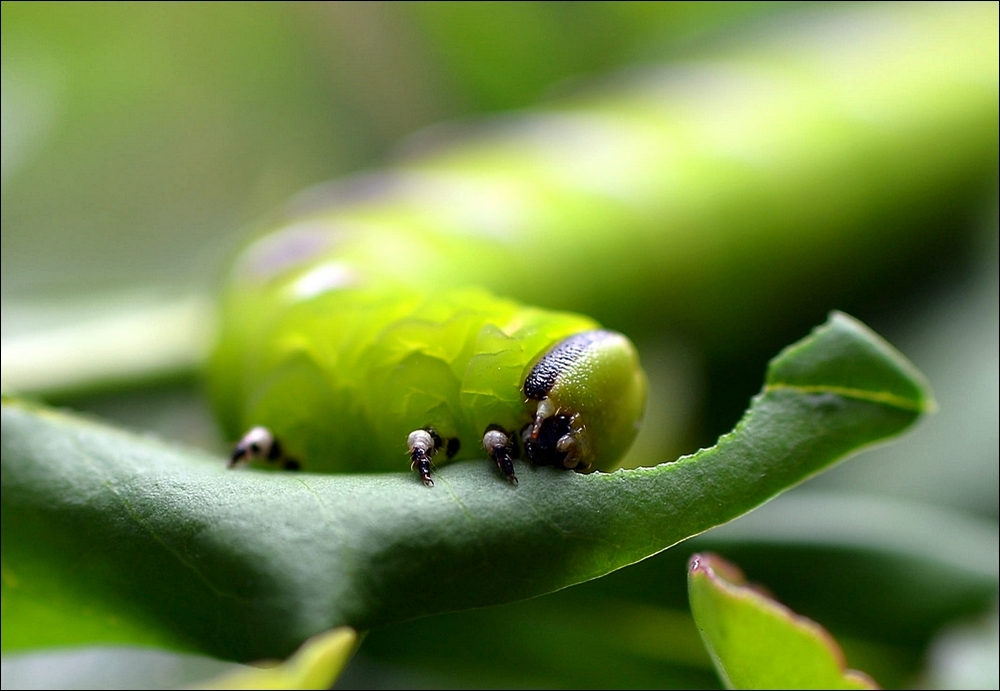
[1,292,214,397]
[348,591,719,690]
[1,627,358,691]
[0,646,243,691]
[689,553,877,689]
[2,312,931,662]
[192,627,357,690]
[695,492,999,649]
[810,206,999,516]
[270,1,998,356]
[0,2,384,298]
[404,1,782,112]
[0,2,788,300]
[921,606,1000,691]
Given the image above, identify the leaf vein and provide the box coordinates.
[764,383,925,412]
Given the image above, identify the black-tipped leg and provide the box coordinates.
[229,426,301,471]
[228,448,245,469]
[230,426,276,468]
[407,429,438,487]
[483,428,518,485]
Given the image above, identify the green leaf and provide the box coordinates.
[1,312,932,661]
[688,552,878,689]
[191,627,358,690]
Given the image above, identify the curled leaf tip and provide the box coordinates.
[689,552,745,585]
[765,311,935,415]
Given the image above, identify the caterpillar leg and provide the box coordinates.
[483,427,518,485]
[407,428,441,487]
[521,413,589,471]
[407,429,462,486]
[229,426,300,470]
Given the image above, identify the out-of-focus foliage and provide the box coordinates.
[688,553,877,689]
[0,1,779,300]
[192,627,358,690]
[2,2,997,689]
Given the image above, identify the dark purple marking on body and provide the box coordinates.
[238,226,336,282]
[522,330,613,400]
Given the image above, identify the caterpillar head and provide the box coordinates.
[522,330,647,472]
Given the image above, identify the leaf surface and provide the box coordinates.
[1,312,932,661]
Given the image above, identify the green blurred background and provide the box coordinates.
[2,2,996,688]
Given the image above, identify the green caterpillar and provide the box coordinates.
[209,227,647,485]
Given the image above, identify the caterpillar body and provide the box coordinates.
[209,225,647,486]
